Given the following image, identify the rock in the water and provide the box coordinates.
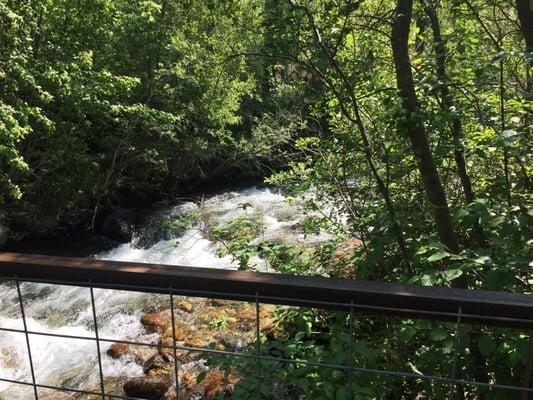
[169,202,199,219]
[143,354,172,376]
[107,343,130,359]
[210,298,235,307]
[39,389,75,400]
[177,300,193,313]
[202,371,237,400]
[215,332,246,352]
[140,311,171,333]
[107,343,154,365]
[102,209,136,243]
[123,376,172,400]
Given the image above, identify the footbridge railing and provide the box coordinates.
[0,252,531,399]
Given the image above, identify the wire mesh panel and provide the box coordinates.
[0,254,531,400]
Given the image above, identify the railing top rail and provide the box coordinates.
[0,252,531,329]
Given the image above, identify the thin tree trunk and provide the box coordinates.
[424,1,486,246]
[391,0,459,254]
[292,2,412,271]
[393,3,492,393]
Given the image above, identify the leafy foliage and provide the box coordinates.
[1,0,531,398]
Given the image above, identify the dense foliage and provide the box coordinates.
[0,0,296,236]
[1,0,531,398]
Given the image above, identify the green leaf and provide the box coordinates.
[354,341,373,359]
[196,371,207,384]
[474,255,492,266]
[478,335,497,355]
[430,328,449,342]
[335,387,350,400]
[441,268,463,281]
[408,362,424,376]
[428,251,449,262]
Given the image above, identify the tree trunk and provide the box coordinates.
[517,0,533,55]
[294,2,412,271]
[391,0,459,253]
[424,1,486,246]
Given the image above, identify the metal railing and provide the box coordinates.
[0,252,532,399]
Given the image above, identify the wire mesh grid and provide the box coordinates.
[0,275,531,400]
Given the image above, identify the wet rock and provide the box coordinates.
[123,375,172,400]
[0,348,17,369]
[202,371,238,400]
[238,304,276,334]
[39,389,75,400]
[106,343,154,365]
[210,299,235,307]
[91,234,121,251]
[82,376,126,399]
[158,335,192,363]
[161,321,190,341]
[215,332,246,352]
[141,311,171,333]
[162,371,197,399]
[102,209,136,243]
[169,202,199,219]
[177,300,193,313]
[196,307,235,326]
[179,371,197,391]
[107,343,131,359]
[143,354,173,377]
[184,336,209,349]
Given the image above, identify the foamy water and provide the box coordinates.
[0,186,332,399]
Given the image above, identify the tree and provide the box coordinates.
[391,0,460,254]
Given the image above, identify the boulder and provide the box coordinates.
[102,209,136,243]
[106,343,154,365]
[39,389,75,400]
[169,202,199,219]
[177,300,193,313]
[202,371,237,400]
[161,321,190,341]
[107,343,130,359]
[91,234,121,251]
[143,354,172,377]
[141,311,171,333]
[215,332,246,352]
[158,335,191,363]
[123,376,172,400]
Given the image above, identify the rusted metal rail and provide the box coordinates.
[0,252,531,329]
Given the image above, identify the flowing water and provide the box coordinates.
[0,186,330,399]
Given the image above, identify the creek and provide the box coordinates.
[0,186,331,399]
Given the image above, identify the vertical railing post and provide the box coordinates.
[169,287,179,400]
[15,279,39,400]
[348,301,354,399]
[89,284,106,400]
[449,306,463,400]
[520,333,533,400]
[255,292,261,399]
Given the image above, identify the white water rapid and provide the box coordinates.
[0,186,330,399]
